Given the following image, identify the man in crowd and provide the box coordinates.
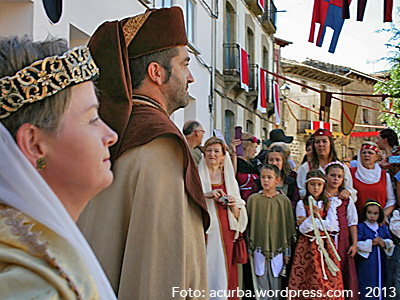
[183,120,205,165]
[78,7,209,300]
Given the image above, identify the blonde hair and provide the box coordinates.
[269,141,291,156]
[242,132,254,151]
[204,137,227,155]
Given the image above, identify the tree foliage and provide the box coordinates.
[374,11,400,135]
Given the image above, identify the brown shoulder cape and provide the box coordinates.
[113,96,209,229]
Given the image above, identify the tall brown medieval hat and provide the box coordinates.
[88,7,188,160]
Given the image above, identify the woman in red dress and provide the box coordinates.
[350,141,396,219]
[198,137,248,300]
[289,170,344,300]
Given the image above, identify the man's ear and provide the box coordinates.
[147,62,166,86]
[16,123,46,168]
[276,176,282,184]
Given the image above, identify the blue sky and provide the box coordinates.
[274,0,400,74]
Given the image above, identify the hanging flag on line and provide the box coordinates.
[258,0,265,12]
[239,47,249,92]
[342,101,358,135]
[311,121,332,132]
[257,66,267,114]
[272,80,280,125]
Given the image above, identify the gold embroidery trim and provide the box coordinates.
[0,205,83,300]
[122,11,152,46]
[0,46,99,119]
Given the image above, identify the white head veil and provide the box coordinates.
[198,152,248,239]
[355,149,382,184]
[0,122,116,300]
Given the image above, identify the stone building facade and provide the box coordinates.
[279,58,384,167]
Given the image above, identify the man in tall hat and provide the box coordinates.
[78,7,209,300]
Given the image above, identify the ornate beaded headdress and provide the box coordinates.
[0,46,99,119]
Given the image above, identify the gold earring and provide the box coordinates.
[36,157,46,170]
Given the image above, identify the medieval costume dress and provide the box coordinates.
[199,155,247,300]
[236,157,261,202]
[331,196,359,300]
[246,192,297,299]
[356,221,394,300]
[288,199,344,300]
[77,8,210,300]
[350,157,396,219]
[0,123,115,299]
[298,162,357,201]
[79,99,210,300]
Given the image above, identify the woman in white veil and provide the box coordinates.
[0,36,117,299]
[198,137,248,300]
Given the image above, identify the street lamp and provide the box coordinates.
[280,83,290,97]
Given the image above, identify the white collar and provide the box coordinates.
[364,220,379,231]
[355,149,382,184]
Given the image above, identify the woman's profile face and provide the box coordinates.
[205,143,224,167]
[244,142,258,160]
[314,135,331,159]
[39,81,118,199]
[376,134,386,150]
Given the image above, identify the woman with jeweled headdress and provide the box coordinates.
[0,36,118,299]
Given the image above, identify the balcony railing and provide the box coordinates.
[245,0,264,16]
[261,0,277,34]
[297,120,311,134]
[223,43,240,76]
[249,64,258,91]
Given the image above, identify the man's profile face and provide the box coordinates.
[163,46,194,114]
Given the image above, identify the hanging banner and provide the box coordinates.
[341,101,358,135]
[319,91,332,122]
[239,47,249,92]
[273,80,280,125]
[258,0,265,12]
[311,121,333,132]
[257,66,267,113]
[350,131,380,138]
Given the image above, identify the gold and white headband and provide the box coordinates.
[0,46,99,119]
[305,177,326,184]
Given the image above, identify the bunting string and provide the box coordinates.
[266,70,397,115]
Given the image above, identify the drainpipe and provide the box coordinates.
[209,0,217,132]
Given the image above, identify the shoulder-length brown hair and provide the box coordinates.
[203,137,227,155]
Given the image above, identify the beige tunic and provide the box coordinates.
[0,205,99,300]
[78,136,208,300]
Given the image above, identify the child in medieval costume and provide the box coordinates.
[357,199,394,300]
[247,164,296,300]
[325,161,359,300]
[288,170,344,300]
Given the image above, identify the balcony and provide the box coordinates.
[249,64,258,91]
[247,64,259,109]
[261,0,277,34]
[245,0,264,16]
[297,120,311,134]
[223,43,240,76]
[223,43,241,93]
